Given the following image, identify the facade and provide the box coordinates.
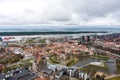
[0,68,38,80]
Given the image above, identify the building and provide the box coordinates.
[87,36,90,42]
[0,68,38,80]
[0,37,2,42]
[81,36,85,42]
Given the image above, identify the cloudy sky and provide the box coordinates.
[0,0,120,28]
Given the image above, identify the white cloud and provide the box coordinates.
[0,0,120,27]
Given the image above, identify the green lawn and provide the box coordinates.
[80,62,108,74]
[21,58,35,62]
[1,59,33,73]
[49,56,61,64]
[90,55,110,60]
[106,76,120,80]
[66,55,78,67]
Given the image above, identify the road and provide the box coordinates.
[95,48,120,59]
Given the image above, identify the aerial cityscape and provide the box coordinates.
[0,0,120,80]
[0,29,120,80]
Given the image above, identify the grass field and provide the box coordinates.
[106,76,120,80]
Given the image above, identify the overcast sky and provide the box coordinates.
[0,0,120,28]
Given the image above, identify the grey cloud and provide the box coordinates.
[0,0,120,26]
[65,0,120,17]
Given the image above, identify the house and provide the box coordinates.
[41,68,53,76]
[0,68,38,80]
[48,64,57,72]
[62,68,90,80]
[55,71,64,79]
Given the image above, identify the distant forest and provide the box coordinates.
[0,31,107,36]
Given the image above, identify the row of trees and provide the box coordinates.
[0,54,23,64]
[1,61,32,73]
[116,59,120,74]
[66,54,76,67]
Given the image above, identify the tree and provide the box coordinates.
[2,65,7,73]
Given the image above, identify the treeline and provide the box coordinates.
[0,31,107,36]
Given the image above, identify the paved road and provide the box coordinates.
[95,48,120,58]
